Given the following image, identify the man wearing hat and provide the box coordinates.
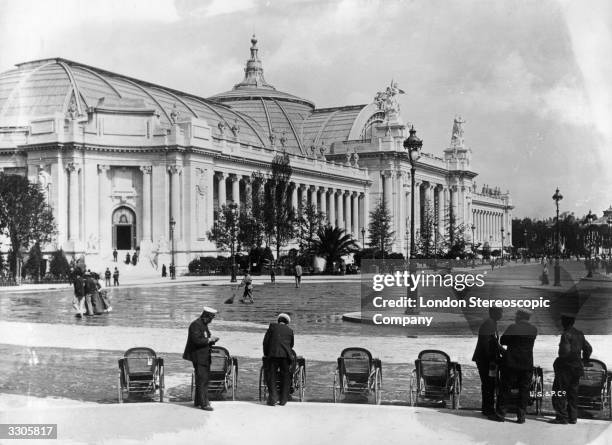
[498,308,538,424]
[183,307,219,411]
[472,307,504,421]
[549,313,592,424]
[263,313,294,406]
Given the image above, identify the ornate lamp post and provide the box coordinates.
[230,204,238,283]
[471,224,476,268]
[361,227,366,248]
[585,210,596,278]
[607,216,612,256]
[552,188,563,285]
[169,217,176,280]
[500,227,505,266]
[403,126,423,262]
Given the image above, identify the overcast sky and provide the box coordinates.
[1,0,610,219]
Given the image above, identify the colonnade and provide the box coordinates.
[472,208,508,246]
[213,171,369,242]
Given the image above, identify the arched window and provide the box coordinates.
[359,112,386,141]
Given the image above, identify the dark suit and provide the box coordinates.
[183,317,214,407]
[499,320,537,419]
[472,317,501,415]
[552,326,592,422]
[263,322,294,404]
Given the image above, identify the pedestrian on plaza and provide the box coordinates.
[170,264,176,279]
[498,309,538,424]
[95,273,113,313]
[72,271,86,317]
[104,267,111,287]
[132,251,138,265]
[270,263,276,284]
[294,264,303,288]
[162,264,167,278]
[263,313,294,406]
[472,307,504,421]
[113,267,119,286]
[113,248,118,262]
[541,263,549,285]
[125,252,131,265]
[183,306,219,411]
[240,272,254,304]
[490,258,495,271]
[83,271,96,316]
[549,313,592,424]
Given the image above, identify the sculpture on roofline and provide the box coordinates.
[374,79,404,122]
[450,115,465,148]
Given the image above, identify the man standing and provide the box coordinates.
[549,313,592,424]
[113,248,118,262]
[72,271,86,317]
[263,313,294,406]
[104,267,111,287]
[498,308,538,424]
[113,267,119,286]
[183,307,219,411]
[294,264,302,288]
[472,307,504,421]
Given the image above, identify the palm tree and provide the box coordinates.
[311,226,359,273]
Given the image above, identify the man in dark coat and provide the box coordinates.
[263,313,294,406]
[183,307,219,411]
[498,308,538,424]
[549,313,592,424]
[472,307,504,421]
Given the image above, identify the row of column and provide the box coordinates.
[213,171,368,242]
[472,209,506,245]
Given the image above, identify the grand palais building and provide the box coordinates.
[0,36,513,271]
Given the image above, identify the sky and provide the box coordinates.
[0,0,610,219]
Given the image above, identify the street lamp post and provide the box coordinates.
[607,217,612,255]
[585,210,595,278]
[361,227,366,249]
[552,188,563,285]
[433,220,439,269]
[403,126,423,312]
[471,224,476,268]
[169,217,176,280]
[500,227,505,266]
[230,204,238,283]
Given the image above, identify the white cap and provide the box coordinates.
[202,306,218,315]
[278,313,291,323]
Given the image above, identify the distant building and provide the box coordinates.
[0,36,512,269]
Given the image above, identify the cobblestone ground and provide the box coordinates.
[1,261,611,419]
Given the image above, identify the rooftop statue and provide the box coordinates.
[450,115,465,148]
[374,80,404,122]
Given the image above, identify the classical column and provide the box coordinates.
[310,185,318,210]
[168,165,183,240]
[437,186,445,237]
[383,171,393,216]
[98,165,111,251]
[216,172,226,207]
[140,165,152,243]
[336,190,344,229]
[298,184,307,214]
[244,177,252,212]
[344,191,352,234]
[328,188,336,227]
[351,191,359,237]
[291,182,298,212]
[413,181,421,233]
[451,186,458,228]
[319,187,327,218]
[230,174,240,207]
[67,162,80,242]
[362,191,370,242]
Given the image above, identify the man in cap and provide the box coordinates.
[472,307,504,421]
[263,313,294,406]
[498,308,538,424]
[549,313,592,424]
[183,306,219,411]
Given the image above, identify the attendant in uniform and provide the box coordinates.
[183,307,219,411]
[263,313,294,406]
[498,308,538,424]
[549,313,592,424]
[472,307,504,421]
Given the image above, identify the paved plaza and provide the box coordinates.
[1,261,611,444]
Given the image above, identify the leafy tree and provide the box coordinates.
[23,242,44,281]
[296,202,326,253]
[261,153,296,259]
[311,226,359,273]
[207,203,239,255]
[415,202,438,258]
[444,222,469,259]
[49,249,70,278]
[0,251,5,276]
[0,174,56,277]
[237,208,264,253]
[368,199,395,255]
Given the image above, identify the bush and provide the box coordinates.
[49,249,70,278]
[23,242,44,280]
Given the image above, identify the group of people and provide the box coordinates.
[111,248,139,266]
[103,267,120,286]
[72,269,113,317]
[473,307,592,424]
[183,308,294,411]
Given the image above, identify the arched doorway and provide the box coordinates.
[112,206,137,250]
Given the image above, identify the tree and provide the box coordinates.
[261,153,296,259]
[296,202,326,254]
[311,226,359,273]
[0,174,56,277]
[49,249,70,278]
[23,242,44,281]
[207,203,239,254]
[415,202,437,258]
[368,199,395,255]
